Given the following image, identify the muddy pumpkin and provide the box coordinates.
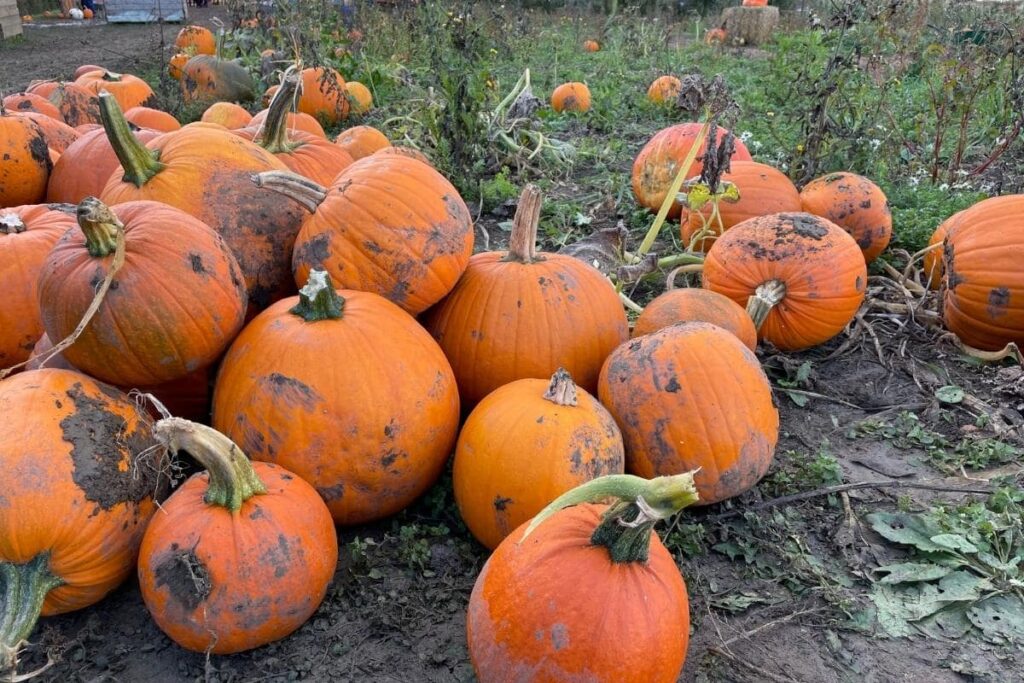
[212,270,460,525]
[550,82,591,113]
[14,111,80,154]
[0,369,165,669]
[47,125,161,204]
[124,106,181,132]
[298,67,350,125]
[454,369,625,550]
[2,92,62,120]
[75,70,157,111]
[180,56,257,105]
[647,75,681,105]
[0,102,53,207]
[703,212,867,352]
[335,125,390,160]
[174,25,216,55]
[138,418,337,654]
[632,287,758,350]
[49,82,101,128]
[799,171,892,263]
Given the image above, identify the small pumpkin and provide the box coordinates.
[38,198,248,387]
[467,474,698,683]
[702,212,867,351]
[743,0,769,6]
[799,171,892,263]
[124,106,181,132]
[550,82,591,113]
[583,39,600,52]
[168,53,190,81]
[0,205,74,366]
[180,55,258,105]
[0,369,165,667]
[83,7,93,19]
[632,122,752,218]
[49,82,101,128]
[425,185,628,407]
[647,75,681,105]
[249,108,327,138]
[2,92,62,120]
[632,287,758,350]
[256,153,473,315]
[73,64,107,80]
[454,368,625,550]
[335,125,390,160]
[0,103,52,207]
[75,69,157,111]
[138,418,337,654]
[262,84,279,108]
[942,195,1024,351]
[212,270,461,525]
[924,210,965,290]
[599,322,778,503]
[47,125,161,204]
[200,101,253,130]
[705,28,727,45]
[174,25,216,55]
[298,66,349,125]
[345,81,373,115]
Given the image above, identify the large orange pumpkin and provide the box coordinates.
[298,66,349,124]
[454,368,625,549]
[49,82,101,128]
[174,25,217,55]
[257,153,473,315]
[0,205,74,367]
[2,92,62,120]
[703,213,867,351]
[647,75,681,105]
[743,0,769,6]
[632,122,752,218]
[200,101,253,129]
[550,82,591,113]
[335,125,390,160]
[124,106,181,132]
[97,93,304,313]
[249,108,327,138]
[425,185,628,407]
[942,195,1024,351]
[799,171,892,263]
[75,70,157,111]
[467,474,698,683]
[38,198,248,387]
[47,125,161,204]
[180,56,258,105]
[632,287,758,350]
[924,210,965,290]
[0,369,164,662]
[0,104,52,207]
[138,418,337,654]
[680,160,801,251]
[212,270,460,525]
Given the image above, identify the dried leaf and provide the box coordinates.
[875,562,954,584]
[967,595,1024,643]
[866,512,947,553]
[616,254,659,285]
[558,222,628,276]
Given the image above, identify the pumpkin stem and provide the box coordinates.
[290,269,345,322]
[0,554,64,675]
[0,213,27,235]
[260,67,301,155]
[252,171,328,213]
[77,197,123,257]
[745,279,787,330]
[542,368,578,407]
[520,472,699,563]
[99,92,165,188]
[153,418,267,512]
[99,70,123,82]
[505,184,543,263]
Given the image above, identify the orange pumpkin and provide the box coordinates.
[13,111,79,154]
[257,153,473,315]
[124,106,181,132]
[0,104,52,207]
[454,369,625,550]
[467,474,698,683]
[942,195,1024,350]
[924,210,965,290]
[212,270,460,525]
[138,418,337,654]
[647,75,681,105]
[38,198,247,387]
[73,64,107,80]
[47,125,161,204]
[583,39,600,52]
[743,0,769,6]
[168,53,190,81]
[97,93,304,314]
[705,28,727,45]
[550,82,591,113]
[26,80,59,98]
[599,322,778,503]
[680,160,801,251]
[799,172,892,263]
[262,84,279,108]
[425,185,628,407]
[200,101,253,129]
[83,7,93,19]
[2,92,63,120]
[75,70,157,111]
[180,56,257,105]
[174,25,217,55]
[702,212,867,351]
[345,81,373,115]
[632,287,758,350]
[632,123,752,218]
[0,205,74,366]
[49,82,101,128]
[249,108,327,138]
[298,66,349,125]
[0,369,164,661]
[335,125,390,160]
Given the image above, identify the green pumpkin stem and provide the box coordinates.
[542,368,578,407]
[77,197,123,257]
[98,92,165,188]
[746,279,787,331]
[153,418,267,512]
[505,184,543,263]
[252,171,328,214]
[260,67,301,155]
[520,472,700,564]
[291,269,345,322]
[0,554,64,675]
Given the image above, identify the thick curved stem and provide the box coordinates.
[542,368,578,407]
[290,269,345,322]
[154,418,266,512]
[98,92,165,188]
[746,279,787,331]
[77,197,122,257]
[505,184,542,263]
[0,214,26,235]
[0,554,64,675]
[260,67,301,154]
[252,171,327,213]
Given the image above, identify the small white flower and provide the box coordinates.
[739,131,753,142]
[869,139,881,150]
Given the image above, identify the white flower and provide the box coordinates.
[739,131,753,142]
[869,139,881,150]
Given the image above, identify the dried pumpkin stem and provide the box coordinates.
[252,171,328,213]
[99,92,165,188]
[154,417,267,512]
[542,368,578,407]
[0,214,27,235]
[260,67,301,155]
[746,279,787,331]
[291,269,345,322]
[77,197,122,257]
[0,554,64,675]
[505,184,543,263]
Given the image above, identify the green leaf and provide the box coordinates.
[682,183,713,211]
[930,534,979,554]
[935,385,964,404]
[866,512,947,552]
[717,180,741,204]
[709,592,770,613]
[794,361,812,384]
[967,595,1024,643]
[785,390,809,407]
[875,562,953,584]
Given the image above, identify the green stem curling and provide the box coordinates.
[98,92,165,188]
[0,554,64,674]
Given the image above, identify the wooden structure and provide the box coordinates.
[0,0,22,40]
[105,0,186,22]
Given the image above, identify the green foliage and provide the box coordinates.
[762,443,844,498]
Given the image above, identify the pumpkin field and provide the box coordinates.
[1,0,1023,681]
